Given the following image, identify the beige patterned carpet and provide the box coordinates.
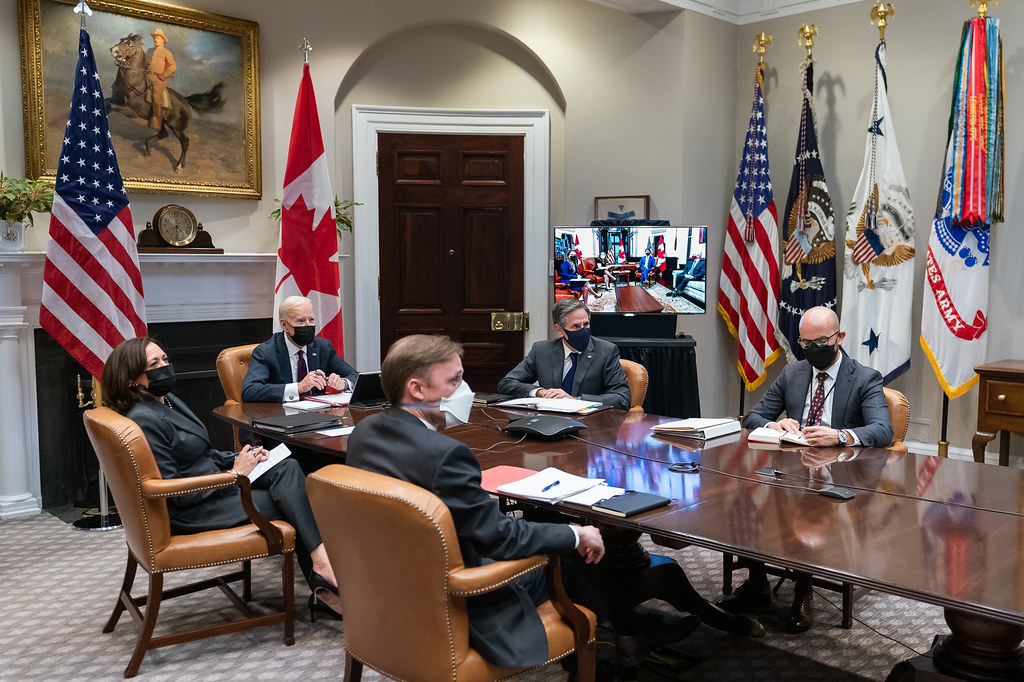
[1,512,946,680]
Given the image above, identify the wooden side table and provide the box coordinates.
[972,360,1024,465]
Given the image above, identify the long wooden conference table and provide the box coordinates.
[214,402,1024,680]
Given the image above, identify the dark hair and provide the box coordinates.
[552,297,589,328]
[381,335,463,405]
[101,337,162,414]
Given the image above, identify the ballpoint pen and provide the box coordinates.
[541,480,561,492]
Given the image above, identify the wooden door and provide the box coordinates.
[378,133,525,391]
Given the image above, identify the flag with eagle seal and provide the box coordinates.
[839,40,915,384]
[778,56,836,362]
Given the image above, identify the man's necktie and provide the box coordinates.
[297,349,308,382]
[561,352,579,395]
[806,372,827,426]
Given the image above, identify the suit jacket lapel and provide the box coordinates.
[572,338,597,395]
[165,395,210,444]
[830,353,855,427]
[790,362,813,422]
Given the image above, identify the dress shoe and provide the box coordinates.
[308,570,339,596]
[308,589,343,623]
[715,576,772,613]
[784,590,814,634]
[615,614,701,667]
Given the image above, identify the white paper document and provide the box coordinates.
[247,443,292,482]
[495,397,603,414]
[496,467,604,503]
[316,425,355,437]
[284,400,333,411]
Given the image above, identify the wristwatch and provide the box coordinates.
[836,429,849,445]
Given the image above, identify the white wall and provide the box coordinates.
[4,0,1022,452]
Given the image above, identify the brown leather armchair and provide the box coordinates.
[619,359,648,413]
[216,344,258,449]
[306,464,596,682]
[83,407,295,678]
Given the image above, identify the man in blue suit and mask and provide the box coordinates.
[242,296,358,402]
[498,297,630,410]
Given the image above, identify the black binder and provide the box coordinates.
[592,491,670,517]
[251,412,341,434]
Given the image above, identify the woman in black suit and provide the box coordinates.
[101,337,341,621]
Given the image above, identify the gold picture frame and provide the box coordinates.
[18,0,262,199]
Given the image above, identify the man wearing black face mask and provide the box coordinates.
[727,306,892,633]
[242,296,358,403]
[497,297,630,410]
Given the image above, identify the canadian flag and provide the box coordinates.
[274,64,344,353]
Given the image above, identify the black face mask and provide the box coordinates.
[144,363,176,397]
[803,343,839,371]
[290,325,316,347]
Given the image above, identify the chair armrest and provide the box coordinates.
[448,555,548,596]
[545,555,594,647]
[141,473,238,498]
[141,473,285,554]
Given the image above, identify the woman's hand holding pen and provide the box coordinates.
[231,444,267,476]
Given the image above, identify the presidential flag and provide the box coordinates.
[718,63,782,390]
[40,28,146,380]
[839,40,915,384]
[778,56,836,361]
[274,64,344,352]
[920,16,1003,398]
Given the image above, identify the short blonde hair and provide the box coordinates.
[381,335,463,404]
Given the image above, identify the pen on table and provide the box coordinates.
[541,480,561,492]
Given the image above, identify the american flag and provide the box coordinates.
[717,63,782,390]
[40,28,147,380]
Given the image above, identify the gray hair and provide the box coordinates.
[278,295,311,323]
[552,297,589,328]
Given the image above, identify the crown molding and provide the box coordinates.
[587,0,864,25]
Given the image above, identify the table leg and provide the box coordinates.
[887,608,1024,681]
[973,431,996,464]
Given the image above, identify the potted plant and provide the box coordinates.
[0,172,54,252]
[268,195,361,238]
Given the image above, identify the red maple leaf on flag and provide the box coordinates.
[277,193,340,296]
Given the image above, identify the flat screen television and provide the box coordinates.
[553,226,708,318]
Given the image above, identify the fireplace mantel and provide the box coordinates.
[0,252,277,518]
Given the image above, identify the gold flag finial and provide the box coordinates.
[753,31,773,64]
[798,24,817,57]
[970,0,997,18]
[870,2,895,40]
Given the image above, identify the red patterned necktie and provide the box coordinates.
[806,372,827,426]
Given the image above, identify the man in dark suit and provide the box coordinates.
[497,298,630,410]
[667,255,706,297]
[722,306,893,633]
[242,296,358,403]
[346,335,606,668]
[638,248,658,285]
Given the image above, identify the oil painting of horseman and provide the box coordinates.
[24,0,260,198]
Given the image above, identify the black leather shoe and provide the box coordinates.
[615,615,701,667]
[784,591,814,634]
[715,576,772,612]
[308,590,343,623]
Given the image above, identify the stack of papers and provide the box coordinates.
[496,467,604,502]
[651,417,740,440]
[747,426,808,446]
[496,397,604,414]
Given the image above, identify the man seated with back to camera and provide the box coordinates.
[497,297,630,411]
[722,305,893,634]
[242,295,358,403]
[346,335,697,670]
